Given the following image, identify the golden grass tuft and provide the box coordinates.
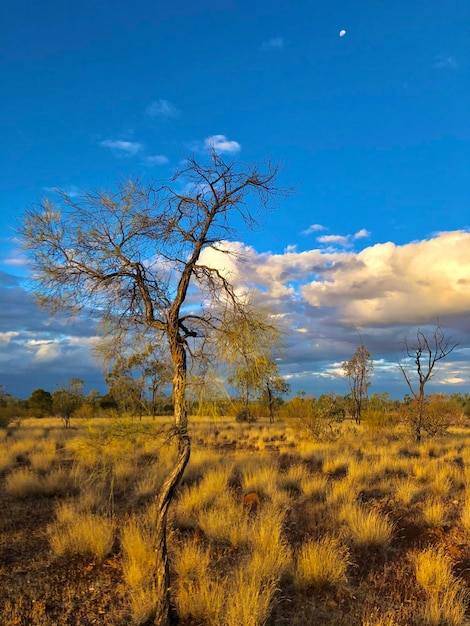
[0,445,16,473]
[48,505,115,560]
[340,503,394,548]
[412,547,454,593]
[394,477,421,506]
[174,577,225,625]
[294,535,351,589]
[413,547,467,626]
[171,537,211,582]
[223,563,279,626]
[5,467,72,498]
[421,585,468,626]
[422,497,446,527]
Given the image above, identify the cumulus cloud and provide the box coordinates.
[261,37,285,51]
[353,229,371,240]
[3,230,470,398]
[204,134,241,155]
[306,232,470,325]
[100,140,143,156]
[145,99,180,118]
[32,341,62,362]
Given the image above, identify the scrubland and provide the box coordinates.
[2,416,470,625]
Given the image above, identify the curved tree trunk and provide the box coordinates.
[152,429,190,625]
[152,334,191,626]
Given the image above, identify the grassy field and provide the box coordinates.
[1,415,470,625]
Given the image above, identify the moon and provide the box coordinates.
[339,29,346,37]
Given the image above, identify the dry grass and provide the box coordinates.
[421,585,468,626]
[340,503,394,548]
[3,417,470,626]
[121,513,159,625]
[422,497,446,527]
[413,547,468,626]
[48,504,115,560]
[394,477,422,505]
[5,467,72,497]
[294,535,351,588]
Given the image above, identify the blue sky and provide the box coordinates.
[1,0,469,399]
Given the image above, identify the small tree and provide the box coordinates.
[342,342,373,424]
[398,326,458,442]
[52,378,85,428]
[219,304,285,421]
[259,370,290,423]
[28,388,53,418]
[20,152,284,625]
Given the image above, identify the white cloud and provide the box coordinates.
[316,229,370,246]
[317,234,350,246]
[261,37,285,51]
[144,155,170,167]
[31,341,62,362]
[301,231,470,325]
[204,134,241,155]
[100,140,143,156]
[353,229,371,240]
[3,230,470,398]
[0,331,19,345]
[303,224,326,235]
[146,99,180,118]
[433,55,457,69]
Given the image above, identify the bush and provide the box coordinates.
[236,409,256,423]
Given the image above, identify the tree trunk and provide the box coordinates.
[151,334,191,626]
[266,381,274,424]
[152,430,190,625]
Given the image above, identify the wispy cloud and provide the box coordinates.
[100,139,143,156]
[204,134,241,155]
[261,37,285,51]
[146,99,180,118]
[433,54,457,69]
[44,185,81,198]
[143,155,170,167]
[303,224,326,235]
[316,229,370,247]
[317,234,350,246]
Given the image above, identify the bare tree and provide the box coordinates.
[19,152,283,625]
[398,325,458,442]
[342,342,373,424]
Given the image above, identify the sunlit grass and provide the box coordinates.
[394,477,422,506]
[422,497,446,527]
[48,504,115,560]
[294,536,351,589]
[340,503,394,548]
[413,547,454,593]
[5,467,72,498]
